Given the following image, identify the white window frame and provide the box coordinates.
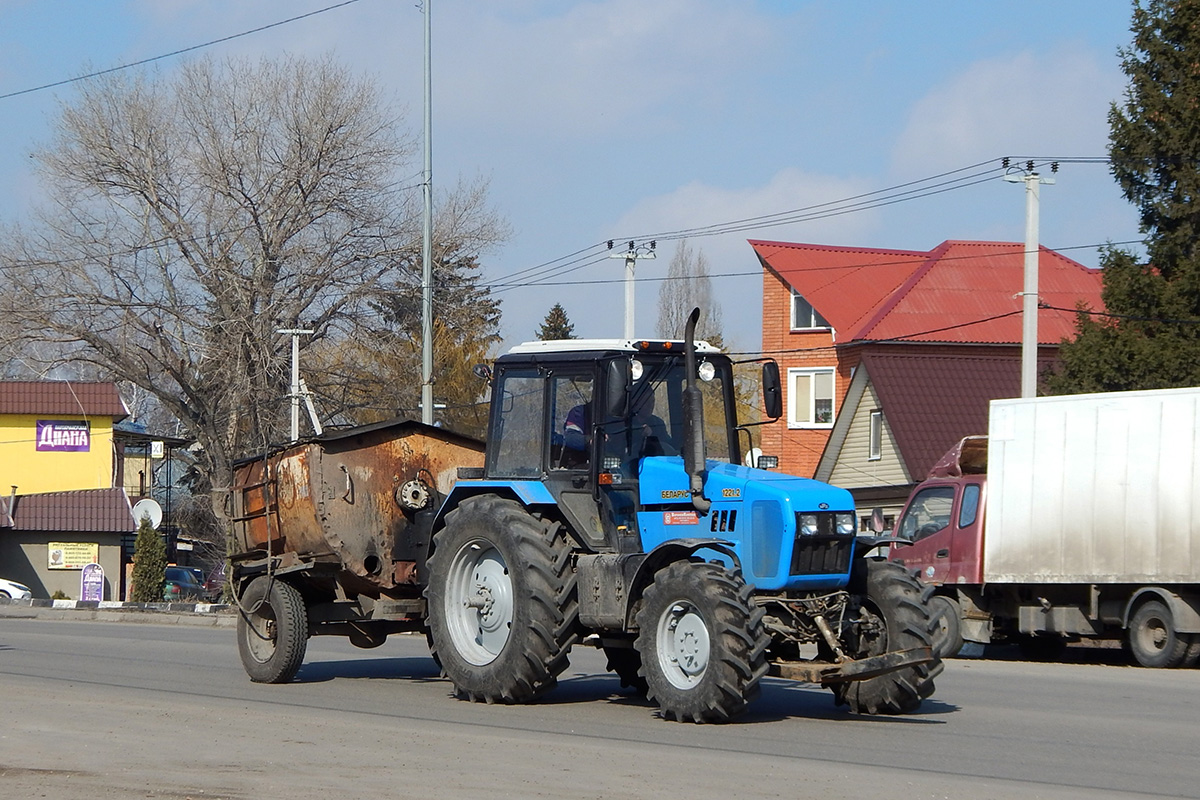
[791,289,831,331]
[868,409,883,461]
[787,367,835,429]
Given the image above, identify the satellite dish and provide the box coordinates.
[132,498,163,529]
[745,447,763,468]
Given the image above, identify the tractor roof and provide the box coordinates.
[506,338,722,357]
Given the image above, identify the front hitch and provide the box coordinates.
[768,646,935,685]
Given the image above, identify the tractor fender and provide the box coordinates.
[431,481,556,537]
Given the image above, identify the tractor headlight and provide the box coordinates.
[798,514,818,536]
[698,360,716,382]
[836,512,856,536]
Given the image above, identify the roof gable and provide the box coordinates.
[0,381,129,420]
[858,350,1052,479]
[753,239,1104,345]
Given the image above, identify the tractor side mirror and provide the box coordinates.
[606,359,631,418]
[762,361,782,420]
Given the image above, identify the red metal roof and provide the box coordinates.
[752,239,1104,345]
[861,350,1056,480]
[0,381,129,419]
[3,488,135,533]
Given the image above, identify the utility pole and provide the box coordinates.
[608,240,656,339]
[420,0,435,425]
[1004,160,1056,399]
[278,328,314,441]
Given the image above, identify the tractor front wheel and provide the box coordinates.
[635,560,769,723]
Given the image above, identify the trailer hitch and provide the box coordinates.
[769,646,935,685]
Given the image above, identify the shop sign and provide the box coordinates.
[48,542,99,570]
[36,420,91,452]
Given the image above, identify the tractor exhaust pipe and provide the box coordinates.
[682,308,711,514]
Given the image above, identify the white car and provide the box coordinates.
[0,577,33,600]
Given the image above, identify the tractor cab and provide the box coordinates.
[483,337,740,553]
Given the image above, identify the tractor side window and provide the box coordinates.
[550,375,593,470]
[897,486,955,542]
[489,373,545,478]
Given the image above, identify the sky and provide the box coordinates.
[0,0,1145,354]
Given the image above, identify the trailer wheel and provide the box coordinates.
[928,594,964,658]
[834,559,940,715]
[603,643,648,695]
[635,561,769,723]
[237,576,309,683]
[1128,600,1193,668]
[425,495,578,703]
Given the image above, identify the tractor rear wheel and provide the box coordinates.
[237,576,309,683]
[833,559,941,714]
[635,561,769,723]
[425,495,579,703]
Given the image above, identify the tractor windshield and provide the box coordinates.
[608,355,733,468]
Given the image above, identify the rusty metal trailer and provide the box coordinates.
[229,419,482,677]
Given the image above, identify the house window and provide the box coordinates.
[869,409,883,461]
[787,368,835,428]
[791,290,831,330]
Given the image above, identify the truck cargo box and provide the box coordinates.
[986,387,1200,584]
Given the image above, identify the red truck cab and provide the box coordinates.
[889,437,987,587]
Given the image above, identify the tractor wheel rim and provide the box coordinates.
[656,601,710,689]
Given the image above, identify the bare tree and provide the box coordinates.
[655,240,724,343]
[0,55,506,519]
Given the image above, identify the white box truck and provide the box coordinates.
[889,386,1200,667]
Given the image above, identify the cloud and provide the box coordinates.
[891,44,1123,174]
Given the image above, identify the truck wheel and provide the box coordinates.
[425,495,579,703]
[834,559,940,715]
[1128,600,1192,668]
[635,561,769,723]
[928,594,964,658]
[237,576,309,683]
[603,644,648,696]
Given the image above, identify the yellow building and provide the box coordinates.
[0,381,134,600]
[0,381,128,494]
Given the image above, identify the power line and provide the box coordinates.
[0,0,365,101]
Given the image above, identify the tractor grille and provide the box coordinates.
[789,512,854,576]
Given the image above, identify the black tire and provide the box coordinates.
[1128,599,1192,668]
[424,495,579,703]
[928,594,964,658]
[833,559,941,715]
[635,561,769,723]
[603,644,648,696]
[237,576,309,683]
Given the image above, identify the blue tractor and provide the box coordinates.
[424,309,940,722]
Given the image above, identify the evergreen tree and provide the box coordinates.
[1050,0,1200,393]
[130,514,167,603]
[537,303,576,340]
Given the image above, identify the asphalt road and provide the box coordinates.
[0,613,1197,800]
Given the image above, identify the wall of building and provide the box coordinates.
[0,413,116,494]
[0,530,125,601]
[760,269,857,478]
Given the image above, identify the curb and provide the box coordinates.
[0,596,237,627]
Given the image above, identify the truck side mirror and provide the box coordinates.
[606,359,630,418]
[762,361,782,420]
[870,507,886,534]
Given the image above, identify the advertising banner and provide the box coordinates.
[80,563,105,601]
[36,420,91,452]
[48,542,99,570]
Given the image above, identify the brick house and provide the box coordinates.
[753,239,1104,522]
